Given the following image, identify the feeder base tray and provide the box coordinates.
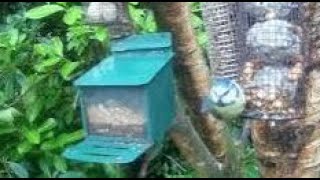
[63,135,152,164]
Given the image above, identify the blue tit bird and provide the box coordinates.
[202,77,246,120]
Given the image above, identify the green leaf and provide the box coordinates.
[38,118,57,133]
[17,141,33,155]
[0,91,5,105]
[42,131,55,140]
[53,155,67,173]
[0,32,10,47]
[59,171,87,178]
[60,61,80,80]
[0,108,21,123]
[197,31,208,46]
[25,5,65,19]
[63,6,82,25]
[56,2,68,7]
[39,158,52,178]
[191,2,201,13]
[57,130,84,147]
[22,127,41,145]
[26,101,43,123]
[21,74,47,95]
[8,162,29,178]
[243,164,260,178]
[94,27,108,42]
[52,37,64,57]
[191,14,203,28]
[34,58,61,72]
[143,11,157,33]
[129,7,145,26]
[129,2,139,6]
[0,123,16,135]
[41,139,60,151]
[9,29,19,46]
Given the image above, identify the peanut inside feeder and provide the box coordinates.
[240,2,307,121]
[84,87,145,138]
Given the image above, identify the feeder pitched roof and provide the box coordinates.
[74,33,174,86]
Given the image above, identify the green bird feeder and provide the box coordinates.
[63,33,176,164]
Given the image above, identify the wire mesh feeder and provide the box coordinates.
[200,2,247,120]
[238,2,309,121]
[202,2,245,81]
[82,2,134,39]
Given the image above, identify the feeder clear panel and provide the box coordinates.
[238,2,309,120]
[82,87,146,139]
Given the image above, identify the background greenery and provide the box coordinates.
[0,2,259,178]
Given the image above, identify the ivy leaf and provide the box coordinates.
[40,139,60,151]
[26,5,65,20]
[0,123,16,135]
[60,61,80,81]
[144,12,157,33]
[0,32,10,47]
[63,6,82,25]
[0,108,21,123]
[0,91,5,105]
[17,141,33,155]
[191,2,201,13]
[53,155,67,173]
[39,158,52,178]
[34,58,61,72]
[57,130,84,147]
[94,27,108,42]
[8,162,29,178]
[197,31,208,46]
[129,2,139,6]
[38,118,57,133]
[9,29,19,46]
[26,100,43,123]
[52,37,64,57]
[129,7,145,27]
[56,2,68,7]
[41,130,84,151]
[191,14,203,28]
[22,127,41,145]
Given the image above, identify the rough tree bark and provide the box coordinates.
[250,2,320,178]
[151,2,239,177]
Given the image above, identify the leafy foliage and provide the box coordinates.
[0,2,109,178]
[128,2,158,33]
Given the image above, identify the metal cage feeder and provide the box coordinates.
[201,2,246,120]
[201,2,309,121]
[239,2,309,121]
[63,33,176,164]
[82,2,135,39]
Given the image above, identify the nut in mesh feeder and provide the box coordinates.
[201,2,308,122]
[240,2,308,121]
[63,33,176,164]
[82,2,135,39]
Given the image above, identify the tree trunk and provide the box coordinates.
[251,2,320,178]
[151,2,239,177]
